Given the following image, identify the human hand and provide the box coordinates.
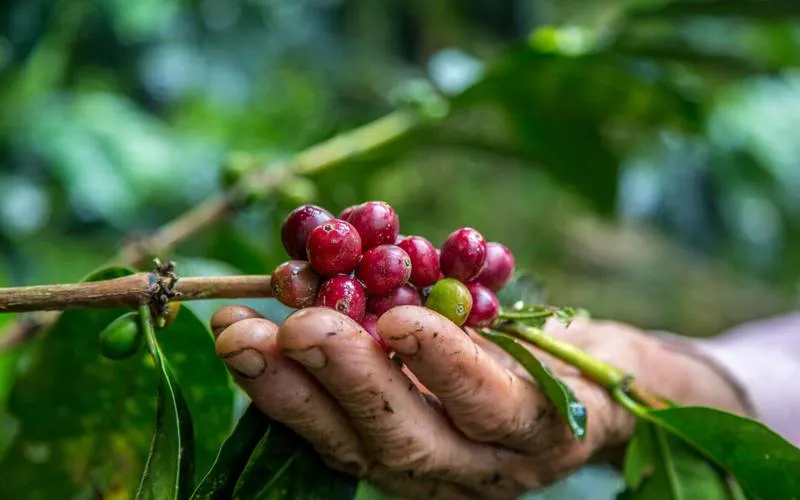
[212,305,747,500]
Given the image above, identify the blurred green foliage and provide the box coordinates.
[0,0,799,498]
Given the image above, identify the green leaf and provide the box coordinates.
[136,305,195,500]
[623,420,656,490]
[233,419,357,499]
[454,47,700,213]
[191,404,269,499]
[622,419,731,500]
[0,266,157,499]
[644,406,800,499]
[482,331,587,439]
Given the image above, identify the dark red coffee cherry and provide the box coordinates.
[360,313,391,353]
[356,244,412,295]
[367,285,422,317]
[475,242,515,291]
[440,227,487,282]
[306,219,362,277]
[342,201,399,250]
[270,260,321,309]
[398,236,440,287]
[316,276,367,322]
[281,204,333,260]
[339,205,358,221]
[464,283,499,328]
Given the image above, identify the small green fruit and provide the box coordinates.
[99,312,143,360]
[424,278,473,326]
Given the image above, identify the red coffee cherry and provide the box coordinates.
[475,242,515,291]
[356,244,412,295]
[342,201,400,250]
[270,260,321,309]
[339,205,358,221]
[306,219,362,277]
[281,204,333,260]
[316,276,367,322]
[464,283,500,328]
[367,285,422,317]
[360,313,391,353]
[440,227,487,282]
[398,236,440,287]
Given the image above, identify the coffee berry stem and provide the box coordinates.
[492,321,668,410]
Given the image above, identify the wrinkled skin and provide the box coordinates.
[212,306,746,500]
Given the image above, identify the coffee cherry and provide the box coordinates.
[316,276,367,322]
[465,283,500,328]
[360,313,391,353]
[99,312,143,360]
[424,278,473,326]
[281,204,333,260]
[475,242,515,291]
[342,201,399,250]
[271,260,321,309]
[367,285,422,317]
[339,205,358,221]
[440,227,487,282]
[306,219,362,277]
[398,236,440,287]
[356,244,412,295]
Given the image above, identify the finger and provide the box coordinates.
[377,306,608,455]
[210,304,263,337]
[277,308,520,496]
[215,317,369,474]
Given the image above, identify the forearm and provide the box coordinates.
[658,312,800,446]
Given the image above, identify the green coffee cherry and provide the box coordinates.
[424,278,473,326]
[99,312,143,360]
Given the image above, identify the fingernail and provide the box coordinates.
[386,332,420,355]
[221,348,266,379]
[285,346,327,369]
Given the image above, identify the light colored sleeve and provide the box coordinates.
[661,312,800,446]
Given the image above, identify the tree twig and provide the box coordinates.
[0,273,272,313]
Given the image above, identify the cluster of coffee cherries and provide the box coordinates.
[270,201,515,350]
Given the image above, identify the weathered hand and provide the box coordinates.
[212,306,746,500]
